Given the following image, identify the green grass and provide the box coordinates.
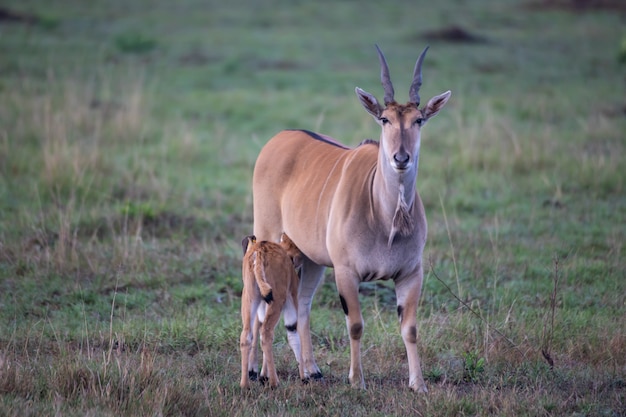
[1,0,625,415]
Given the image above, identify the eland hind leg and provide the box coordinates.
[283,283,304,380]
[297,259,325,380]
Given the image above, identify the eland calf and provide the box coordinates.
[252,45,451,392]
[240,233,304,388]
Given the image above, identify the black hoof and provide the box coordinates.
[258,375,269,385]
[248,370,258,381]
[302,372,324,384]
[311,372,324,380]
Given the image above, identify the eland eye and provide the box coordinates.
[379,117,390,125]
[413,118,424,126]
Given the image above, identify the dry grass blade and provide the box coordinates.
[428,257,526,360]
[541,255,560,370]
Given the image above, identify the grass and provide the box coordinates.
[1,0,625,415]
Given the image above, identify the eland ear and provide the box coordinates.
[423,91,451,120]
[355,87,383,119]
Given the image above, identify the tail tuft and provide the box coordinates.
[252,251,273,304]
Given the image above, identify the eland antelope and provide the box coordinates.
[252,45,451,392]
[240,233,304,388]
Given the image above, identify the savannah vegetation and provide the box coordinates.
[0,0,625,415]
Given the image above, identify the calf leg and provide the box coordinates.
[395,268,427,392]
[247,303,266,380]
[259,301,283,387]
[255,303,268,379]
[240,295,261,388]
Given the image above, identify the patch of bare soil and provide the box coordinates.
[525,0,626,12]
[178,50,215,67]
[0,7,39,24]
[253,59,304,71]
[419,25,488,44]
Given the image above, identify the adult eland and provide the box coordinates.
[252,45,451,392]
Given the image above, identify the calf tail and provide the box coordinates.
[252,252,273,303]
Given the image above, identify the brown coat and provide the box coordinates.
[239,233,304,388]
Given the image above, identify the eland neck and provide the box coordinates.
[373,139,419,246]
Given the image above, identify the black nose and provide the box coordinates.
[393,152,410,168]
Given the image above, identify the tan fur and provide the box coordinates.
[252,47,451,392]
[240,233,304,388]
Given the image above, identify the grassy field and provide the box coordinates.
[1,0,625,415]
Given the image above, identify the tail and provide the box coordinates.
[252,252,273,304]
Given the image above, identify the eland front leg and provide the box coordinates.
[335,267,366,389]
[394,268,427,392]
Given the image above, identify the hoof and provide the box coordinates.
[248,370,258,381]
[258,375,268,385]
[349,380,367,390]
[311,371,324,380]
[301,372,324,384]
[410,383,428,393]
